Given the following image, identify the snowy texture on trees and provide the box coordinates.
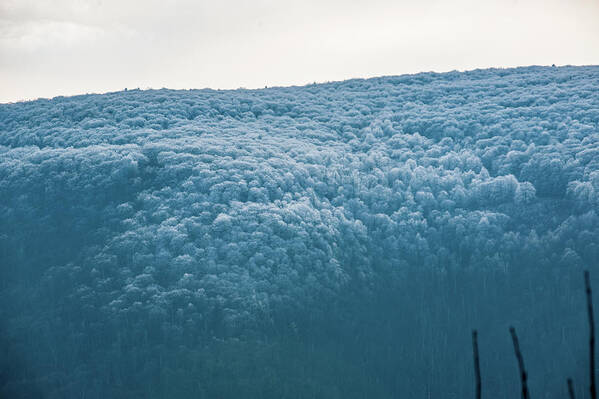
[1,66,599,398]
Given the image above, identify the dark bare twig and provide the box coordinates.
[585,270,596,399]
[509,326,530,399]
[567,378,575,399]
[472,330,481,399]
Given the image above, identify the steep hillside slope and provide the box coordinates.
[1,66,598,398]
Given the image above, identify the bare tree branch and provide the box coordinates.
[472,330,481,399]
[509,326,530,399]
[585,270,596,399]
[567,378,575,399]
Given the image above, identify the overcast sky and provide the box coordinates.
[1,0,598,103]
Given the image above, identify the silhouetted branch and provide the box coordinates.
[567,378,575,399]
[585,270,596,399]
[472,330,481,399]
[509,326,530,399]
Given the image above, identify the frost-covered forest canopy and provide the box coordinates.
[1,65,599,398]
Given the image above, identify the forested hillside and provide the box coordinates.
[1,65,598,398]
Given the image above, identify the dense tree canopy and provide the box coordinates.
[1,66,598,398]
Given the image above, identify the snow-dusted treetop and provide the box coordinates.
[1,65,598,330]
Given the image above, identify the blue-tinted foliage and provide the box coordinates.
[1,66,598,398]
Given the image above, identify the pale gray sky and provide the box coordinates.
[1,0,598,103]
